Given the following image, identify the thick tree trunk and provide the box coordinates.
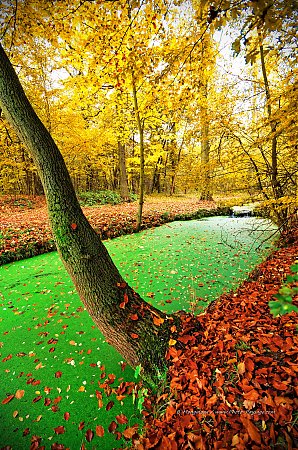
[0,43,175,385]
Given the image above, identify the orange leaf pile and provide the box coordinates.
[140,237,298,449]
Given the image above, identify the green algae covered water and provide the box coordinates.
[108,216,277,314]
[0,217,277,449]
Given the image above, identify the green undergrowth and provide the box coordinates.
[78,190,122,206]
[269,262,298,316]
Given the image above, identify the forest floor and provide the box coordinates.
[0,195,217,265]
[0,195,297,449]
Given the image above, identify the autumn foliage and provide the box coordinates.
[136,236,298,449]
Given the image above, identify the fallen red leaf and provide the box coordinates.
[116,413,128,424]
[153,316,164,326]
[243,390,259,401]
[30,435,41,450]
[85,429,94,442]
[54,425,65,435]
[96,425,105,437]
[51,443,65,450]
[108,421,118,433]
[123,425,138,439]
[106,400,114,411]
[241,417,261,444]
[115,431,122,440]
[130,313,138,320]
[272,380,288,390]
[2,394,14,404]
[78,421,85,430]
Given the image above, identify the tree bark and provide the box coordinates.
[259,41,283,201]
[151,156,162,194]
[118,141,130,201]
[259,39,286,225]
[0,42,175,385]
[197,4,213,202]
[200,86,213,201]
[131,72,145,232]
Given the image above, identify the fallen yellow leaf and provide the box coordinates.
[237,362,245,375]
[15,389,25,399]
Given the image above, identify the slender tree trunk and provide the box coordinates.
[151,156,162,193]
[259,39,286,225]
[197,5,213,202]
[170,127,185,196]
[259,42,282,200]
[234,135,269,200]
[168,122,177,196]
[131,72,145,232]
[0,42,175,385]
[200,89,213,201]
[118,141,130,201]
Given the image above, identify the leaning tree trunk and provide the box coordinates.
[0,43,175,385]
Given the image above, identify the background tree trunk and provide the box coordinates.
[259,42,283,201]
[132,72,145,232]
[0,42,175,385]
[118,141,130,201]
[259,35,286,225]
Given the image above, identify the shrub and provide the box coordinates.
[78,190,122,206]
[269,263,298,316]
